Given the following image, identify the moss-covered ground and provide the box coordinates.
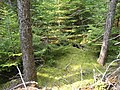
[0,46,107,90]
[37,46,105,90]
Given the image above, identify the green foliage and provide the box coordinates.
[31,0,94,45]
[0,3,20,72]
[0,0,119,89]
[43,45,70,66]
[107,28,120,60]
[31,0,102,68]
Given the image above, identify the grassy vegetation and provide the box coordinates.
[1,46,116,90]
[0,46,108,90]
[37,46,105,89]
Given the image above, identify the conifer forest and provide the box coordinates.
[0,0,120,90]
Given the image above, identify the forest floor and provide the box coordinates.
[1,46,118,90]
[36,46,106,90]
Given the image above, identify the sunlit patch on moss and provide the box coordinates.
[37,46,105,89]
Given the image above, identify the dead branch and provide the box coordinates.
[109,34,120,41]
[10,81,38,90]
[114,42,120,45]
[16,66,27,89]
[101,59,120,81]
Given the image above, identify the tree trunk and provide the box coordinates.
[8,0,12,6]
[97,0,118,66]
[17,0,37,81]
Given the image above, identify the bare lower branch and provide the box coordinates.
[10,81,38,90]
[16,66,27,89]
[101,59,120,81]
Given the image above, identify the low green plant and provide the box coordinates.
[37,46,105,88]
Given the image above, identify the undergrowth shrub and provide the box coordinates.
[0,3,21,82]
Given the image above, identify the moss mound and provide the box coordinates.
[37,46,104,89]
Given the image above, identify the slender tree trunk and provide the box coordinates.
[97,0,118,65]
[8,0,12,6]
[17,0,37,81]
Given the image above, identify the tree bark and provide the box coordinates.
[97,0,118,66]
[17,0,37,81]
[8,0,12,6]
